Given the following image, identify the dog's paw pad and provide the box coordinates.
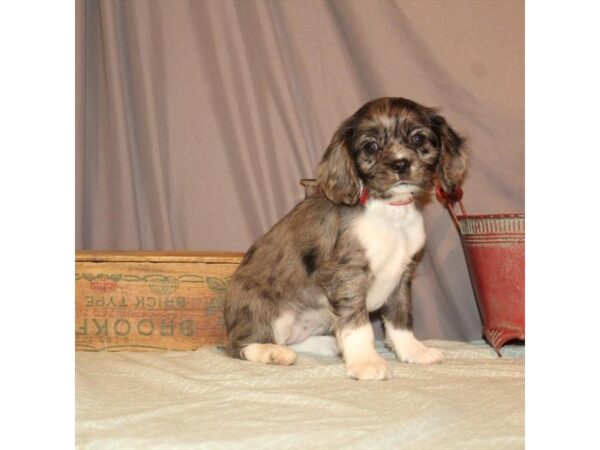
[346,358,392,380]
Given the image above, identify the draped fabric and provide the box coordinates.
[76,0,524,341]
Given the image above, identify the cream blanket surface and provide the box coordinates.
[76,340,524,450]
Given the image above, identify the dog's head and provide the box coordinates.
[317,97,466,205]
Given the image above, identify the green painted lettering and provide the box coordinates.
[137,319,154,336]
[93,319,108,335]
[76,319,88,335]
[180,320,194,337]
[160,320,175,336]
[114,319,131,336]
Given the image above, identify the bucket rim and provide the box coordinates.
[456,213,524,221]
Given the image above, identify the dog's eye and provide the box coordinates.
[363,142,379,155]
[411,134,426,146]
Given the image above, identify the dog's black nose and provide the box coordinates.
[394,158,411,175]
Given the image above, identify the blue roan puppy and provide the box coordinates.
[224,97,466,380]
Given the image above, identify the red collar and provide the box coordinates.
[359,188,415,207]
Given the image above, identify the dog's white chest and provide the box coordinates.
[352,200,425,312]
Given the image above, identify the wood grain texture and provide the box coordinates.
[76,250,243,264]
[75,252,243,351]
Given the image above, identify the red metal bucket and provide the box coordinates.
[436,186,525,354]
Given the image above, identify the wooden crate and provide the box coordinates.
[75,251,243,351]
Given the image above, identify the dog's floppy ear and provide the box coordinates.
[316,119,362,205]
[430,112,467,193]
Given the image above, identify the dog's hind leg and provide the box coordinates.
[225,309,298,366]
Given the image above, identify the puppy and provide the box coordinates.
[224,97,466,380]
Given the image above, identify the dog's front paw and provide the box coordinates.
[346,356,392,380]
[398,344,445,365]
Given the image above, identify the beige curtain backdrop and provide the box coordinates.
[76,0,524,341]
